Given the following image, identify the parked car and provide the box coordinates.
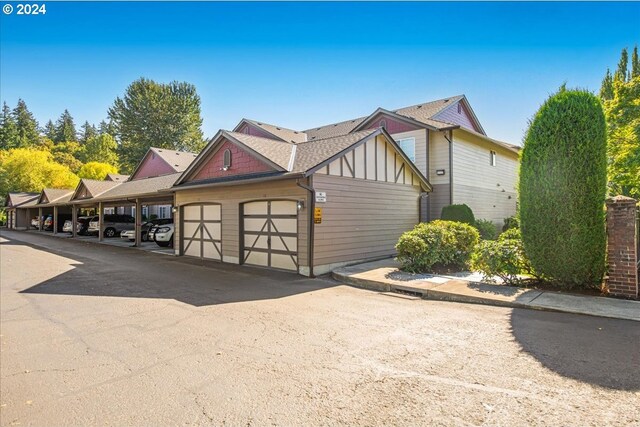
[152,223,174,247]
[31,217,41,229]
[87,214,135,238]
[62,216,98,235]
[43,213,72,232]
[120,218,172,242]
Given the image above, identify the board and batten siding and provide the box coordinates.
[451,130,519,225]
[312,134,424,274]
[174,179,309,268]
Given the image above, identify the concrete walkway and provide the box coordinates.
[332,259,640,322]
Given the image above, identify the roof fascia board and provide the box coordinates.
[352,108,439,132]
[453,127,520,155]
[232,119,288,142]
[171,172,304,192]
[434,96,486,135]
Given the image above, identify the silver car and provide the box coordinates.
[87,214,135,238]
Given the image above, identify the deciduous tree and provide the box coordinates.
[108,78,204,172]
[81,133,119,166]
[77,162,118,180]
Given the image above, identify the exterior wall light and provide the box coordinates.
[297,200,305,211]
[436,169,446,176]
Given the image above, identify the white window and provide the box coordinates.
[223,149,232,170]
[159,206,168,219]
[396,137,416,162]
[490,150,497,166]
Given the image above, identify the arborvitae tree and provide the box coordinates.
[519,87,607,289]
[13,99,40,148]
[0,102,18,149]
[108,78,204,172]
[615,47,629,82]
[54,109,77,143]
[632,45,640,79]
[599,69,614,100]
[43,120,56,141]
[79,121,98,145]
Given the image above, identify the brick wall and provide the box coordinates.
[191,140,273,182]
[605,196,639,299]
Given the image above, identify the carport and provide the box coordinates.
[88,173,180,246]
[32,189,75,234]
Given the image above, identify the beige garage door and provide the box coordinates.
[181,204,222,260]
[242,200,298,271]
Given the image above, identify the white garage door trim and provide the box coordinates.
[242,200,298,272]
[181,203,222,261]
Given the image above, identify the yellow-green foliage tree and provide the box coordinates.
[0,148,79,196]
[77,162,118,180]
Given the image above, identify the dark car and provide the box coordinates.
[87,214,135,238]
[43,213,73,232]
[62,215,98,235]
[120,218,173,242]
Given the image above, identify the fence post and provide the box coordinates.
[605,196,638,299]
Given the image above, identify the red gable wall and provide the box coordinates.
[132,151,175,180]
[434,102,482,133]
[362,113,421,134]
[190,139,274,182]
[236,123,277,140]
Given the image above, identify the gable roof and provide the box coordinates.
[70,179,121,201]
[233,119,307,144]
[129,147,198,180]
[5,192,39,208]
[91,173,182,202]
[174,127,431,191]
[106,173,130,182]
[38,188,74,205]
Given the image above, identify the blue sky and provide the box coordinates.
[1,2,639,144]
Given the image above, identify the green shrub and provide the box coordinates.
[441,204,475,225]
[502,216,519,232]
[475,219,497,240]
[519,87,607,289]
[471,238,528,285]
[395,220,479,273]
[498,227,521,241]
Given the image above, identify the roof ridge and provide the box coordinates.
[392,94,464,113]
[297,128,377,145]
[226,130,296,145]
[243,118,303,134]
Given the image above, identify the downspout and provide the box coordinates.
[425,128,430,221]
[444,130,454,205]
[296,177,315,278]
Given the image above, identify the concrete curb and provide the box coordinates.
[332,267,640,322]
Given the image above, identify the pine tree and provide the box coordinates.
[43,120,56,140]
[0,102,18,149]
[599,68,614,100]
[98,120,116,136]
[54,109,77,143]
[614,48,629,82]
[79,121,97,145]
[13,99,40,148]
[631,45,640,79]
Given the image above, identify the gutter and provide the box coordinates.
[296,177,315,278]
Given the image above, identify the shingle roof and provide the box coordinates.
[226,132,295,170]
[93,173,182,201]
[6,192,39,208]
[242,119,307,144]
[291,129,378,173]
[151,147,198,172]
[304,95,464,140]
[41,188,74,204]
[106,173,130,182]
[75,179,121,200]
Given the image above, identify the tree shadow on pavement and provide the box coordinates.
[4,235,337,307]
[510,309,640,391]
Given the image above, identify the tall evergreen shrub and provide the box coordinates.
[519,88,607,288]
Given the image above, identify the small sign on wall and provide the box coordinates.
[314,207,322,224]
[315,191,327,203]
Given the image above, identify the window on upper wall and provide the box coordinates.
[490,150,497,166]
[396,137,416,162]
[457,103,462,114]
[223,149,232,170]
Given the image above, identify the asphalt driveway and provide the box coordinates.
[1,230,639,426]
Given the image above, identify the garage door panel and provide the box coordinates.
[203,205,220,221]
[271,236,297,252]
[184,240,201,257]
[203,241,221,260]
[244,202,268,215]
[245,234,269,249]
[244,218,267,232]
[203,223,221,240]
[270,254,297,270]
[183,222,200,239]
[271,218,296,234]
[183,205,201,220]
[245,251,268,266]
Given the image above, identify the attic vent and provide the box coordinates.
[276,127,281,130]
[457,104,462,114]
[316,128,321,131]
[223,149,232,170]
[417,105,422,109]
[379,119,387,129]
[333,124,338,127]
[257,122,263,126]
[294,131,299,134]
[444,99,449,102]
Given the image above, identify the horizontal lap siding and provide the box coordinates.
[388,129,427,176]
[312,174,420,266]
[452,131,518,225]
[174,180,309,267]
